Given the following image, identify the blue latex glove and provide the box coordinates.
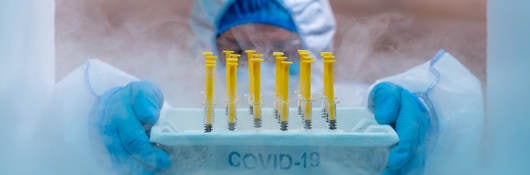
[369,82,430,175]
[91,81,171,175]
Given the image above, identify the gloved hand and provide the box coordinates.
[91,81,171,175]
[369,82,430,175]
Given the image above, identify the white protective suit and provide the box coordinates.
[0,0,484,174]
[191,1,484,173]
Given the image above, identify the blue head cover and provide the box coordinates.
[216,0,298,36]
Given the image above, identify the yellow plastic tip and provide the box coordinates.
[245,50,257,53]
[282,61,293,65]
[320,52,333,56]
[323,56,335,60]
[223,50,234,53]
[226,58,238,63]
[297,50,310,55]
[205,60,217,64]
[205,55,217,61]
[322,56,335,61]
[253,54,263,58]
[231,54,241,58]
[273,52,285,57]
[301,54,313,61]
[302,59,314,63]
[202,52,214,56]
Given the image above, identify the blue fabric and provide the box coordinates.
[370,82,430,175]
[289,61,300,75]
[216,0,298,36]
[91,81,171,175]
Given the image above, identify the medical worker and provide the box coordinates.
[0,0,484,175]
[191,1,483,174]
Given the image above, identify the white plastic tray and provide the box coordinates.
[151,107,397,146]
[150,107,398,175]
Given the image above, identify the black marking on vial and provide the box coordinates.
[254,118,262,128]
[297,105,303,115]
[321,112,329,123]
[225,105,229,116]
[329,119,337,130]
[280,121,288,131]
[321,107,328,119]
[298,112,304,121]
[304,120,312,129]
[229,123,235,131]
[274,109,280,120]
[205,124,213,132]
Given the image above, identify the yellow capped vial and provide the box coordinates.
[321,52,337,130]
[279,60,293,131]
[203,52,217,132]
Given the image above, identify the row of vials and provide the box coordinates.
[202,50,337,132]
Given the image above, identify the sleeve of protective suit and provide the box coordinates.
[53,59,170,173]
[368,50,484,174]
